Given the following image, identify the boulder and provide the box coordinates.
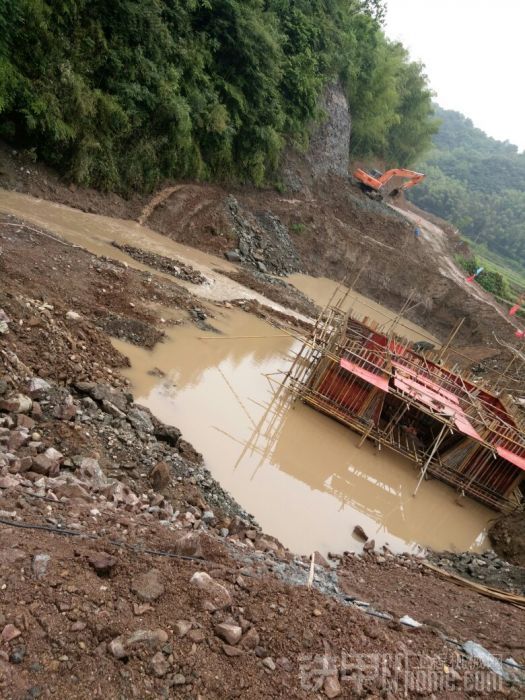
[31,454,58,477]
[190,571,232,611]
[127,407,154,433]
[154,424,181,446]
[27,378,51,399]
[214,623,242,646]
[0,394,32,414]
[131,569,165,602]
[324,676,342,698]
[78,458,107,488]
[150,461,170,492]
[240,627,260,650]
[174,620,192,638]
[32,553,51,579]
[150,651,169,677]
[88,552,118,577]
[171,532,205,558]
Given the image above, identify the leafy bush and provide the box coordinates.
[457,257,511,299]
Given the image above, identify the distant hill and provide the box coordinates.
[408,105,525,264]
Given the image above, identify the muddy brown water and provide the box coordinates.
[0,189,493,555]
[288,273,441,345]
[114,310,492,556]
[0,190,306,316]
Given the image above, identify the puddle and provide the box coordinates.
[288,273,440,345]
[113,309,492,556]
[0,190,305,316]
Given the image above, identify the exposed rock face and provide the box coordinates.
[307,83,351,179]
[224,196,301,277]
[281,82,351,192]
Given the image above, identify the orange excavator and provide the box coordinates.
[353,167,425,200]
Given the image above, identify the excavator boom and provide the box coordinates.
[353,167,425,198]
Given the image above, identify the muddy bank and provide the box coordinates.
[489,512,525,567]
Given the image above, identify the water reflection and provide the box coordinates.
[113,309,491,556]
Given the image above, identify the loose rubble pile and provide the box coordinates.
[224,196,301,276]
[111,242,207,285]
[220,267,319,318]
[428,550,525,594]
[0,376,257,530]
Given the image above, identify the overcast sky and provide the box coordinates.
[385,0,525,152]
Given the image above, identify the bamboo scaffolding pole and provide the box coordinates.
[437,318,465,361]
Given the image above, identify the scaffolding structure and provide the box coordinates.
[284,291,525,513]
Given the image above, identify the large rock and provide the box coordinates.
[307,83,350,179]
[0,394,32,414]
[324,676,342,698]
[154,424,181,446]
[52,479,91,501]
[74,383,129,413]
[32,554,51,579]
[131,569,165,602]
[102,481,139,507]
[78,458,107,488]
[281,82,350,192]
[190,571,232,612]
[109,628,168,659]
[240,627,260,650]
[127,407,154,434]
[174,620,192,638]
[171,532,205,558]
[88,552,118,577]
[150,461,170,492]
[27,378,51,400]
[32,452,61,477]
[150,651,169,677]
[214,623,242,646]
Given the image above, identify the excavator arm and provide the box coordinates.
[353,168,425,198]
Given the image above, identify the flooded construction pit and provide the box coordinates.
[0,189,494,556]
[114,309,493,557]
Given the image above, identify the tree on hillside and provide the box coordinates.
[0,0,436,192]
[410,106,525,264]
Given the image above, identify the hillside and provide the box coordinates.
[0,0,436,192]
[409,105,525,266]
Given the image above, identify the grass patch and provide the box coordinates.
[290,222,306,235]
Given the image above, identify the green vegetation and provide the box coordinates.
[466,241,525,292]
[409,106,525,264]
[0,0,436,193]
[456,256,510,299]
[290,222,306,235]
